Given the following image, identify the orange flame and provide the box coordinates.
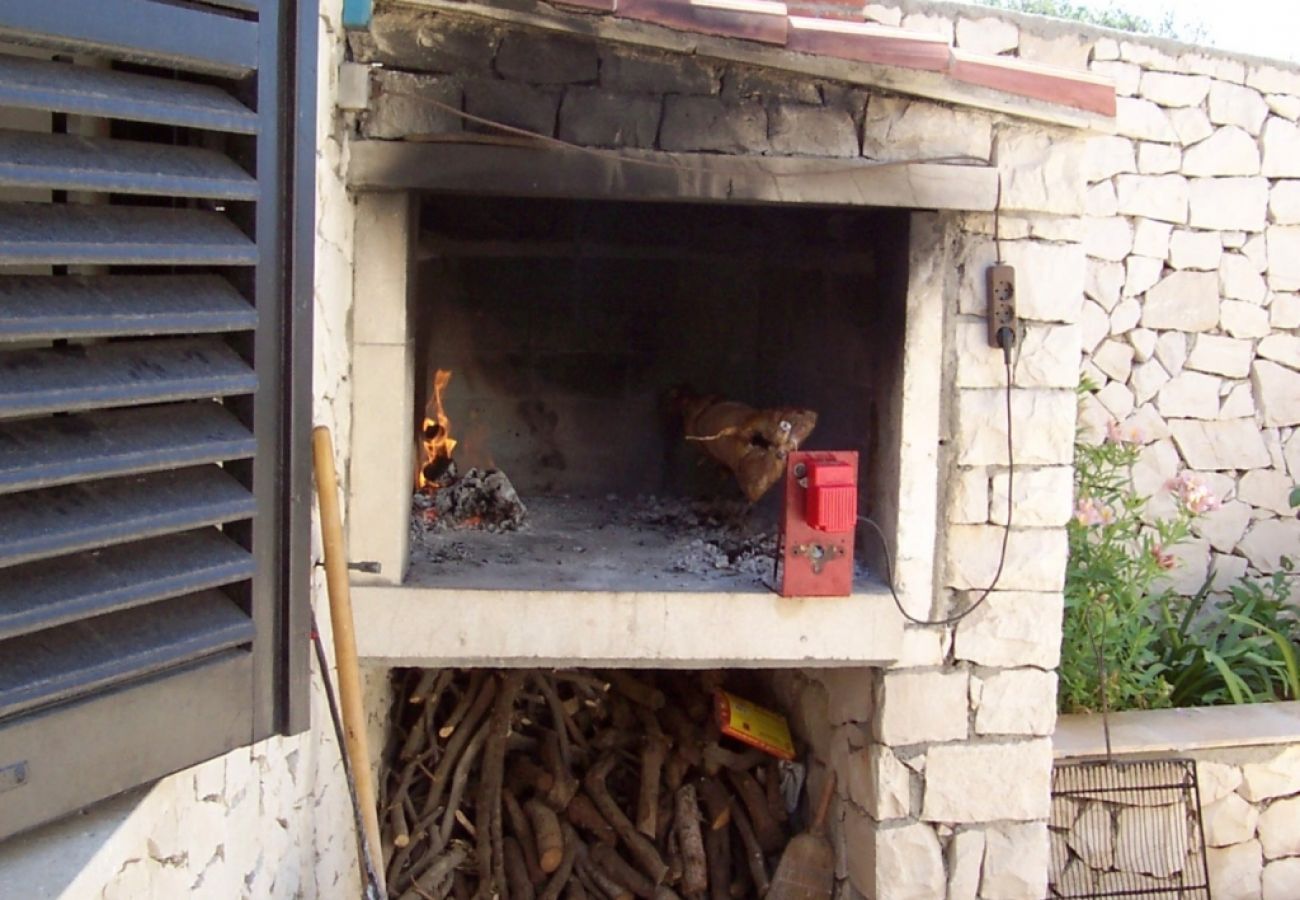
[417,369,457,490]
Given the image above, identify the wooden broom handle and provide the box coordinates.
[313,426,386,895]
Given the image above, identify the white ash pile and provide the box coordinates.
[413,462,528,533]
[629,496,777,579]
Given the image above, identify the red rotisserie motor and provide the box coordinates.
[778,450,858,597]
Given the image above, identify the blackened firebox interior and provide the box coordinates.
[409,195,910,592]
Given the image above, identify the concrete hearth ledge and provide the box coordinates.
[351,585,903,668]
[1055,702,1300,759]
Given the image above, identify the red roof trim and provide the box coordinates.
[948,47,1117,116]
[786,16,949,72]
[619,0,789,45]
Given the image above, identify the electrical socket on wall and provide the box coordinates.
[986,264,1018,350]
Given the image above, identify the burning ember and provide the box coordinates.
[418,368,457,490]
[414,369,527,531]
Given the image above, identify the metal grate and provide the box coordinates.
[1048,758,1212,899]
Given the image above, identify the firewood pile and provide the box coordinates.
[380,669,803,900]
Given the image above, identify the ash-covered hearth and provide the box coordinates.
[407,493,878,594]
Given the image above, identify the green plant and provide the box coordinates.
[1154,566,1300,707]
[1058,428,1199,713]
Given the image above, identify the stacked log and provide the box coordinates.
[379,669,798,900]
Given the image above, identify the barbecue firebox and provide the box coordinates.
[399,195,908,599]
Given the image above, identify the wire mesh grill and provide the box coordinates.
[1048,758,1211,899]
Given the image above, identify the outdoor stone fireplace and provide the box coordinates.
[339,2,1097,896]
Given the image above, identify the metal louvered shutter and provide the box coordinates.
[0,0,313,839]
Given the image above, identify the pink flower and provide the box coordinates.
[1074,497,1116,527]
[1164,471,1221,515]
[1151,544,1177,571]
[1106,420,1144,445]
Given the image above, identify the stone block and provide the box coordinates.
[1196,500,1253,552]
[1253,360,1300,426]
[1264,858,1300,900]
[955,320,1080,389]
[1219,382,1256,419]
[1248,65,1300,95]
[1187,334,1253,378]
[1141,271,1219,331]
[900,11,954,40]
[1182,126,1261,176]
[1262,116,1300,177]
[948,466,989,524]
[464,79,560,136]
[1093,338,1134,382]
[956,389,1075,466]
[1272,293,1300,327]
[1259,334,1300,369]
[820,667,875,725]
[989,466,1073,527]
[1082,134,1137,182]
[1085,216,1133,262]
[1000,240,1086,322]
[1093,37,1120,60]
[972,669,1056,735]
[982,822,1049,899]
[1095,380,1135,420]
[874,669,968,746]
[351,13,499,74]
[1086,261,1124,312]
[871,821,946,900]
[1209,81,1270,134]
[862,3,901,25]
[955,16,1019,55]
[1133,219,1173,259]
[1199,760,1244,806]
[1081,300,1110,355]
[1269,94,1300,120]
[1169,418,1272,469]
[922,740,1053,822]
[1126,255,1165,297]
[1204,792,1260,847]
[1189,177,1270,231]
[1092,61,1140,97]
[1267,226,1300,290]
[598,47,720,94]
[1140,71,1210,107]
[946,525,1067,592]
[863,96,992,163]
[1116,173,1188,223]
[947,829,985,900]
[1116,97,1178,142]
[495,31,598,84]
[1238,468,1299,515]
[1271,181,1300,224]
[659,96,767,153]
[1171,106,1214,144]
[952,591,1063,668]
[768,102,858,157]
[1085,181,1118,217]
[1130,327,1158,361]
[1209,840,1264,900]
[1021,30,1091,70]
[1168,229,1222,270]
[1110,297,1141,335]
[851,744,911,821]
[1137,140,1181,174]
[363,70,462,140]
[1221,253,1268,303]
[1221,300,1271,339]
[1131,359,1171,406]
[1259,796,1300,859]
[1115,805,1189,877]
[1241,746,1300,801]
[1238,519,1300,572]
[558,87,660,148]
[996,129,1086,215]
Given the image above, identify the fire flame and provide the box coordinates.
[417,369,457,490]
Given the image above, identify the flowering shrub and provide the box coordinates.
[1059,425,1203,713]
[1060,417,1299,713]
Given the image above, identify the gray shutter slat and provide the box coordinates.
[0,130,258,200]
[0,338,256,419]
[0,403,255,494]
[0,275,256,342]
[0,466,255,568]
[0,203,256,267]
[0,590,254,721]
[0,54,257,134]
[0,529,252,642]
[0,0,259,78]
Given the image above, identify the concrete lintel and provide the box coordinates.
[352,586,904,668]
[382,0,1115,131]
[349,141,1000,210]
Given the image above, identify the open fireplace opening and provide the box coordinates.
[406,195,911,595]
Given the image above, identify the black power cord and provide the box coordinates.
[859,342,1015,628]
